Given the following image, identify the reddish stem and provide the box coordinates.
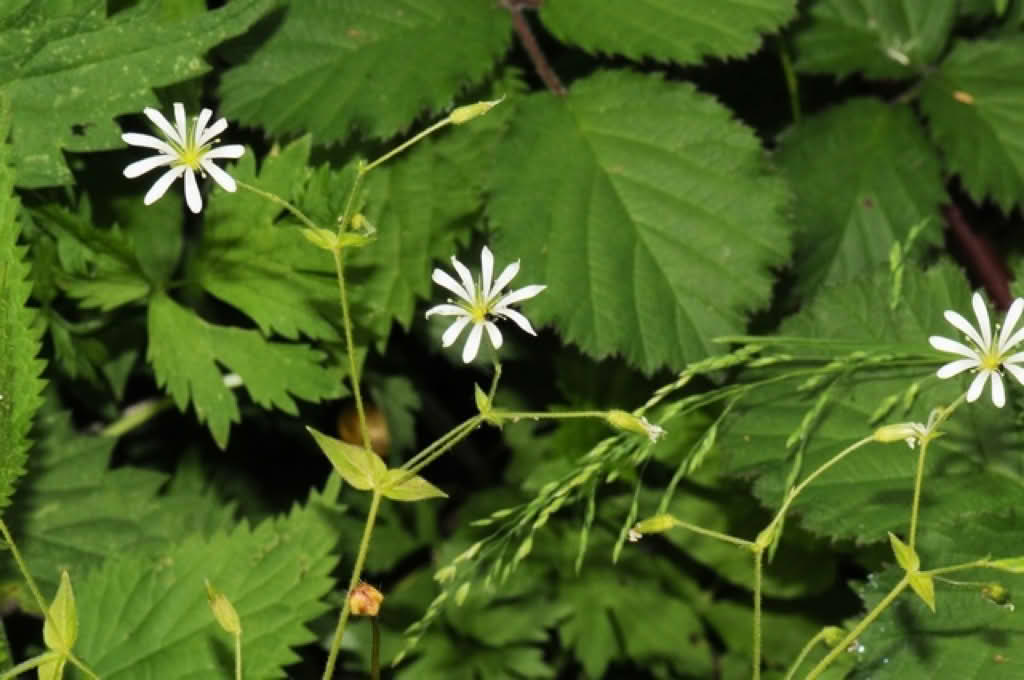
[942,203,1011,309]
[502,1,566,96]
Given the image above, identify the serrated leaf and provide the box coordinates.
[0,91,46,513]
[1,0,274,187]
[71,493,339,680]
[792,0,958,79]
[777,98,944,298]
[42,570,76,653]
[889,532,920,572]
[147,293,342,447]
[539,0,797,65]
[720,262,1024,543]
[306,426,386,491]
[218,0,510,144]
[489,70,792,372]
[920,37,1024,212]
[380,468,447,502]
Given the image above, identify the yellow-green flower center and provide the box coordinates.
[980,350,1002,372]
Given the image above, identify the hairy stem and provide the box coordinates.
[783,628,831,680]
[321,489,383,680]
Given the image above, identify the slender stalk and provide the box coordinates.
[777,36,801,123]
[234,633,242,680]
[500,409,610,421]
[925,558,991,577]
[487,360,503,402]
[370,618,381,680]
[332,250,372,453]
[804,576,909,680]
[503,2,566,95]
[401,417,482,473]
[99,396,172,437]
[783,629,830,680]
[336,164,365,235]
[237,181,320,231]
[321,489,383,680]
[0,652,51,679]
[401,416,484,480]
[668,517,756,550]
[752,548,764,680]
[907,439,929,549]
[363,119,452,174]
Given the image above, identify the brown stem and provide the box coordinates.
[502,1,566,96]
[942,203,1011,309]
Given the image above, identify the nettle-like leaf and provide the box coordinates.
[792,0,958,79]
[488,70,792,373]
[0,404,234,600]
[719,261,1024,544]
[920,37,1024,212]
[147,293,343,448]
[852,515,1024,679]
[69,492,340,680]
[538,0,797,65]
[777,98,944,299]
[0,93,45,513]
[0,0,274,187]
[218,0,511,144]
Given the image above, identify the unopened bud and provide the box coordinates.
[982,582,1011,606]
[449,96,504,125]
[822,626,846,646]
[349,582,383,617]
[606,410,666,442]
[205,580,242,636]
[873,423,919,446]
[633,514,676,536]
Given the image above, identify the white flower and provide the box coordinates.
[425,246,545,363]
[121,102,244,214]
[929,292,1024,407]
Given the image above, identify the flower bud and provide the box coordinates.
[633,514,676,535]
[873,423,919,446]
[606,410,666,442]
[982,582,1011,606]
[205,580,242,636]
[349,582,383,617]
[822,626,847,646]
[449,96,504,125]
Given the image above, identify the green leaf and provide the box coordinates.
[43,570,77,653]
[489,70,792,372]
[218,0,511,144]
[306,426,386,491]
[380,469,447,502]
[0,402,235,601]
[854,516,1024,679]
[71,493,339,680]
[919,37,1024,212]
[908,571,936,612]
[0,0,275,187]
[719,262,1024,543]
[147,293,343,448]
[792,0,958,79]
[0,92,45,513]
[539,0,797,65]
[777,98,944,298]
[888,532,920,572]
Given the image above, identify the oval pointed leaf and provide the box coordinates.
[306,427,386,491]
[489,70,792,372]
[908,572,936,612]
[380,469,447,502]
[888,531,920,572]
[43,570,77,653]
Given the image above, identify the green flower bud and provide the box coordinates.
[606,410,666,442]
[205,579,242,636]
[449,96,504,125]
[982,582,1011,606]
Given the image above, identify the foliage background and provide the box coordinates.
[3,0,1024,678]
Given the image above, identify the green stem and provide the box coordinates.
[332,250,372,453]
[487,360,502,402]
[783,629,830,680]
[370,618,381,680]
[363,119,452,174]
[100,396,172,437]
[753,548,764,680]
[0,652,51,680]
[500,410,609,421]
[668,517,756,550]
[925,558,991,577]
[777,36,801,123]
[401,416,484,481]
[237,181,320,231]
[401,417,481,473]
[234,633,242,680]
[804,575,909,680]
[321,489,383,680]
[336,164,365,236]
[908,394,966,549]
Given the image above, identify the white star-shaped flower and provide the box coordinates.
[426,246,546,363]
[121,102,244,214]
[929,292,1024,407]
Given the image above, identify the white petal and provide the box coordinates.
[943,310,986,350]
[183,169,202,213]
[173,102,189,146]
[480,246,494,299]
[967,371,990,402]
[425,304,468,318]
[498,307,537,335]
[936,358,979,378]
[203,144,245,160]
[1003,361,1024,386]
[972,292,993,348]
[194,108,213,144]
[484,321,503,350]
[441,316,471,347]
[143,166,186,205]
[999,298,1024,352]
[990,372,1006,407]
[494,284,546,309]
[201,159,236,193]
[199,117,229,146]
[123,154,175,178]
[450,256,477,303]
[1004,351,1024,365]
[432,269,472,302]
[929,336,980,359]
[998,326,1024,357]
[489,260,520,298]
[143,106,183,146]
[121,133,177,155]
[462,323,484,363]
